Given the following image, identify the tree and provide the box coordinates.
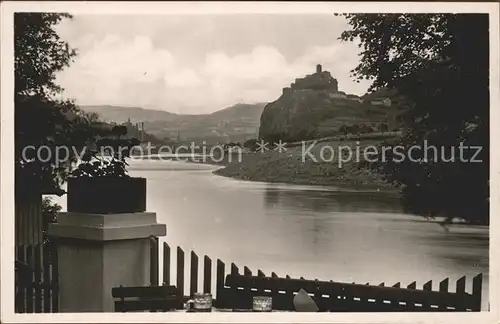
[378,122,389,135]
[15,13,136,195]
[339,14,489,224]
[243,138,259,151]
[41,197,62,244]
[16,13,79,194]
[111,125,128,138]
[339,125,349,136]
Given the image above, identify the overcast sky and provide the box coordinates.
[55,14,372,114]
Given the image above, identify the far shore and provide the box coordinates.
[164,138,402,194]
[130,132,403,193]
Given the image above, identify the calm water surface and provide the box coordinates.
[53,159,490,308]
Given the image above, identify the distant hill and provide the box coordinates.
[80,105,180,123]
[79,103,267,144]
[210,103,266,121]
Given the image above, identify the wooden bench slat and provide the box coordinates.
[111,285,179,298]
[112,285,183,312]
[114,298,183,312]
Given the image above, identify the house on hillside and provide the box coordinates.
[370,97,392,107]
[122,118,144,140]
[346,94,363,103]
[328,91,347,99]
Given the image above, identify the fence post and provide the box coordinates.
[215,260,225,307]
[455,276,466,311]
[438,278,449,311]
[51,247,59,313]
[203,256,212,294]
[390,281,401,309]
[150,237,159,286]
[422,280,432,310]
[230,263,239,275]
[472,273,483,311]
[313,279,322,310]
[26,245,34,313]
[328,280,337,312]
[256,270,265,296]
[406,281,416,311]
[230,263,240,300]
[190,251,198,296]
[243,266,252,276]
[374,282,384,310]
[34,244,42,313]
[42,245,51,312]
[16,246,27,313]
[163,242,170,285]
[177,247,185,297]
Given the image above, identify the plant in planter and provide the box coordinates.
[67,126,146,214]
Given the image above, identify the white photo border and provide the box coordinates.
[1,1,499,323]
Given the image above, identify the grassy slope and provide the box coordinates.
[213,138,398,192]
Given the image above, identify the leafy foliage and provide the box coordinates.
[15,13,139,194]
[339,14,489,224]
[243,138,259,151]
[378,123,389,134]
[41,197,62,244]
[70,129,140,178]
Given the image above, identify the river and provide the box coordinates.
[50,158,490,309]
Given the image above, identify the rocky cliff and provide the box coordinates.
[258,67,399,143]
[259,89,398,142]
[260,90,337,142]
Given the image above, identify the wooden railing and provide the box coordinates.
[150,239,214,297]
[15,243,59,313]
[149,237,483,311]
[218,273,483,311]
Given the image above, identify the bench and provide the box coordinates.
[216,274,481,312]
[111,285,184,312]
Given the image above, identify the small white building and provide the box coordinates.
[347,94,363,103]
[370,97,392,107]
[328,91,347,99]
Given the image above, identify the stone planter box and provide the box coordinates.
[67,177,146,214]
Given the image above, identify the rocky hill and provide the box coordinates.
[258,65,400,142]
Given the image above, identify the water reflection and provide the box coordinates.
[122,160,491,308]
[264,186,403,214]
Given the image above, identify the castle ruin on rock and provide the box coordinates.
[281,64,394,106]
[281,64,351,100]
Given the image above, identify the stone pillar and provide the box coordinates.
[48,212,166,312]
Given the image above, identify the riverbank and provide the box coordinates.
[188,139,400,192]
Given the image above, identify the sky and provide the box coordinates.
[55,14,372,114]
